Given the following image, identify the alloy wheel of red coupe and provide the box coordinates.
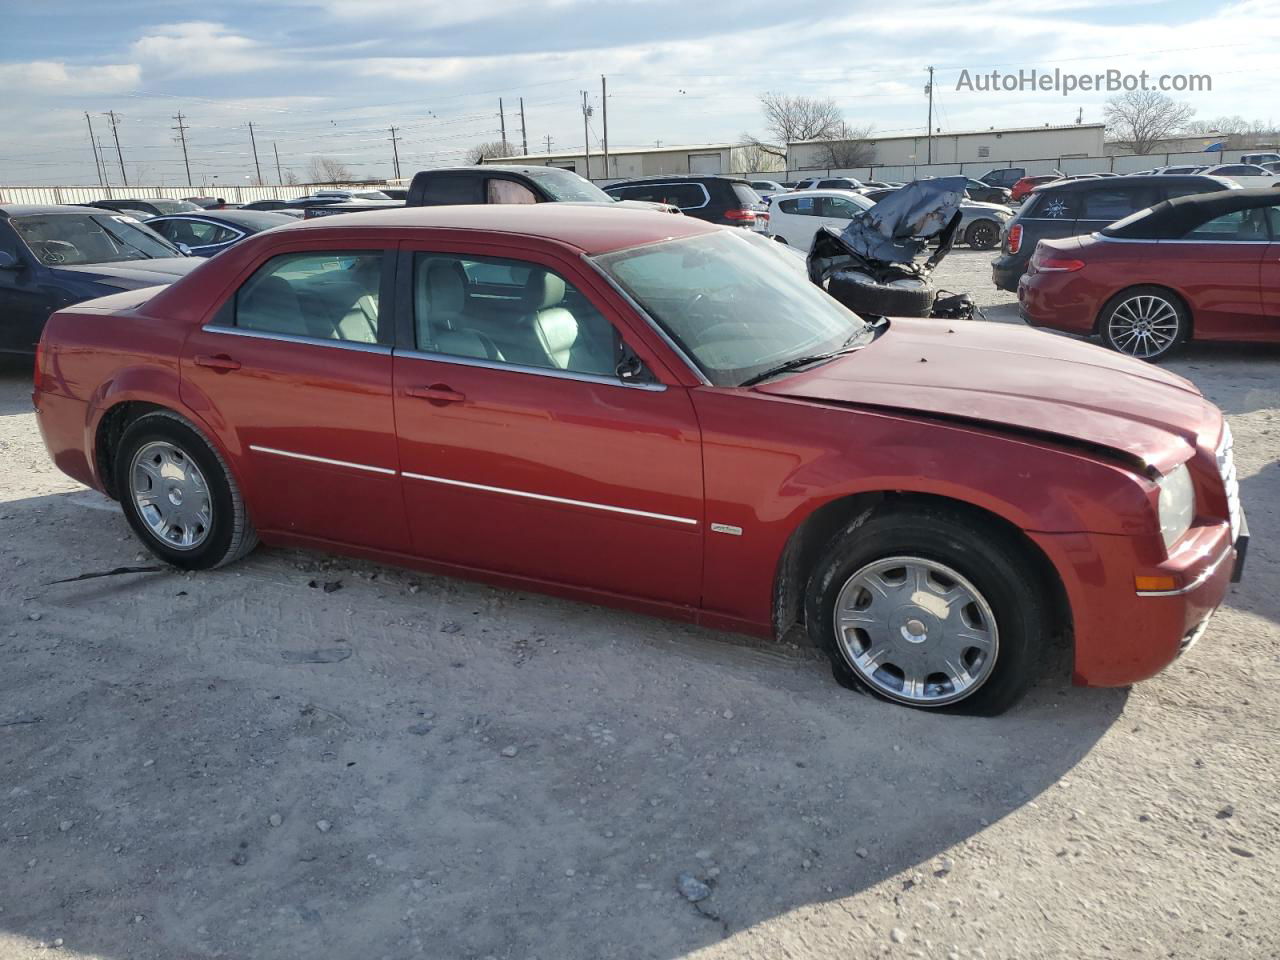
[1100,286,1188,361]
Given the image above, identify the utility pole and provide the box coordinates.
[581,90,592,179]
[519,97,528,155]
[273,142,283,185]
[544,134,553,154]
[499,98,507,151]
[247,121,263,185]
[601,75,609,178]
[388,125,402,179]
[97,137,112,187]
[171,111,192,186]
[925,66,935,165]
[105,110,127,186]
[85,112,105,188]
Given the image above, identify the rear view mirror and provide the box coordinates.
[0,251,23,270]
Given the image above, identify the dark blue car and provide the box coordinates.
[0,204,202,356]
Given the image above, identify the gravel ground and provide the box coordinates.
[1,251,1278,959]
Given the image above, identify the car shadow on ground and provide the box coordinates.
[0,359,34,416]
[0,488,1129,959]
[1236,458,1278,629]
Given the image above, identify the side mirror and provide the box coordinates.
[0,250,23,270]
[177,243,193,256]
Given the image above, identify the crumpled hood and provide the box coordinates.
[755,318,1222,474]
[54,258,203,288]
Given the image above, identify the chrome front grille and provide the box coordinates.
[1216,422,1241,541]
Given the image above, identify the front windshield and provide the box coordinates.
[596,229,869,387]
[528,168,613,202]
[12,213,182,265]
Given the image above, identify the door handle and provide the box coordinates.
[193,354,241,372]
[406,384,465,405]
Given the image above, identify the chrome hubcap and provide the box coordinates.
[833,557,999,706]
[130,441,212,550]
[1108,295,1179,358]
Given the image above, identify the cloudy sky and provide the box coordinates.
[2,0,1277,186]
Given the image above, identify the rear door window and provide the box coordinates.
[1184,209,1272,241]
[486,179,538,204]
[777,197,817,216]
[1079,187,1156,223]
[232,251,385,343]
[420,175,486,205]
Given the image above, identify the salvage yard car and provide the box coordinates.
[1018,187,1280,360]
[145,209,297,257]
[0,203,200,356]
[33,204,1245,715]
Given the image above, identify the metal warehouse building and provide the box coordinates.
[483,142,783,180]
[788,123,1106,170]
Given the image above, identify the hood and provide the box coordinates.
[55,258,202,288]
[841,177,969,264]
[754,318,1220,474]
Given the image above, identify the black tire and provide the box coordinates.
[1098,285,1188,362]
[113,411,258,570]
[804,505,1046,716]
[965,219,1000,250]
[825,269,936,317]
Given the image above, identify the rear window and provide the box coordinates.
[731,183,762,206]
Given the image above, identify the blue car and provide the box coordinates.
[0,204,202,356]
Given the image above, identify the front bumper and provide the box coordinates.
[1031,520,1240,688]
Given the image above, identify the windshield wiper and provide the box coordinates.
[738,327,874,388]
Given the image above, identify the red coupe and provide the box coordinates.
[1019,188,1280,360]
[33,205,1246,714]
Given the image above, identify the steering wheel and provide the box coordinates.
[37,240,78,265]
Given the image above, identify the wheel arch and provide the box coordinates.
[771,490,1071,645]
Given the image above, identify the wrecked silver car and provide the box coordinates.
[807,176,982,320]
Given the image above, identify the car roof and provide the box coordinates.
[148,209,297,230]
[606,174,751,186]
[1104,187,1280,239]
[1031,174,1233,194]
[282,202,719,254]
[776,188,869,199]
[0,204,102,217]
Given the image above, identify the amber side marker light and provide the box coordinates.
[1135,575,1178,592]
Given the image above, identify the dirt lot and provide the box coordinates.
[2,249,1278,959]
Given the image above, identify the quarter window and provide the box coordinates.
[1184,209,1272,241]
[412,253,620,378]
[233,251,384,343]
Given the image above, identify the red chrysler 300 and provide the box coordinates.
[1019,188,1280,360]
[33,205,1246,714]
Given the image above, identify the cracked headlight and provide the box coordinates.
[1157,463,1195,549]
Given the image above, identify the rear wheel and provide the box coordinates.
[805,506,1046,715]
[965,219,1000,250]
[1099,286,1188,361]
[114,411,257,570]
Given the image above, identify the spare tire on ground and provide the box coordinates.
[825,270,936,318]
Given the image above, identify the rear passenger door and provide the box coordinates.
[180,243,408,551]
[390,241,705,605]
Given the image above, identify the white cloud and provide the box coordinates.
[131,21,271,76]
[0,61,141,94]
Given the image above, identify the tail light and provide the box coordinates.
[1030,245,1085,272]
[724,208,757,224]
[1007,223,1023,254]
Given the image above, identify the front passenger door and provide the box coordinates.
[391,244,705,605]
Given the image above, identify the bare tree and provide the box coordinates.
[760,93,845,145]
[812,123,876,169]
[282,169,300,185]
[465,140,519,164]
[307,156,354,183]
[734,136,784,172]
[1104,91,1196,155]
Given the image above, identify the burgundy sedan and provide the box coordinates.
[33,205,1245,714]
[1019,188,1280,360]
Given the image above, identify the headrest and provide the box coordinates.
[425,261,465,315]
[521,270,566,311]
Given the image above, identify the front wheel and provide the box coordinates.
[805,506,1047,715]
[114,411,258,570]
[1099,286,1188,361]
